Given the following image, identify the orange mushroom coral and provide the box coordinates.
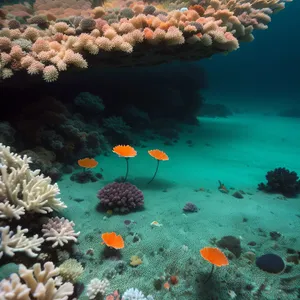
[112,145,137,158]
[78,158,98,168]
[101,232,125,249]
[200,247,229,283]
[147,149,169,184]
[112,145,137,181]
[148,149,169,161]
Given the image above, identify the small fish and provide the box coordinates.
[151,221,162,227]
[106,210,113,215]
[218,180,229,194]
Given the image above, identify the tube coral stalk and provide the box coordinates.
[124,158,129,182]
[148,159,160,184]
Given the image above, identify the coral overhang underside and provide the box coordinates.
[0,0,291,82]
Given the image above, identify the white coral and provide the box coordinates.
[86,278,110,299]
[121,288,154,300]
[0,261,74,300]
[42,217,80,248]
[0,143,66,217]
[0,225,44,258]
[0,200,25,220]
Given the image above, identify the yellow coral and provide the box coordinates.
[130,255,143,267]
[59,258,84,282]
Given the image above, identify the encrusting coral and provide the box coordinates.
[0,261,74,300]
[0,0,292,82]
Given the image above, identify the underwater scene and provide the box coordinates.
[0,0,299,298]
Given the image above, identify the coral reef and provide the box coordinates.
[258,167,300,197]
[0,261,74,299]
[0,0,291,82]
[0,93,111,176]
[0,143,65,219]
[74,91,105,114]
[97,182,144,213]
[0,144,79,271]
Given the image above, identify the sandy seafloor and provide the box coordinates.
[58,107,300,299]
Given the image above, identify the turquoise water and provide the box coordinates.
[0,0,299,299]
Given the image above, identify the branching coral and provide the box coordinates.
[0,225,44,258]
[42,216,80,248]
[0,261,74,300]
[0,143,66,219]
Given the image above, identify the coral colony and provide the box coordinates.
[0,0,290,82]
[0,0,298,299]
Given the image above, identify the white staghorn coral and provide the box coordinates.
[0,261,74,300]
[0,143,66,218]
[0,225,44,258]
[42,217,80,248]
[0,201,25,220]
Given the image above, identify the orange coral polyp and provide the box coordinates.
[148,149,169,161]
[101,232,125,249]
[159,22,171,30]
[144,28,154,40]
[78,157,98,168]
[112,145,137,158]
[200,247,229,267]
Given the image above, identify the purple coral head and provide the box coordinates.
[97,182,144,213]
[183,202,198,212]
